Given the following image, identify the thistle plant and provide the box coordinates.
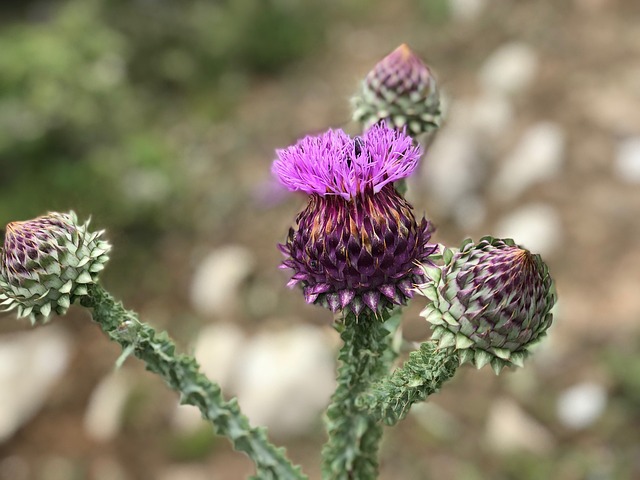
[0,44,556,480]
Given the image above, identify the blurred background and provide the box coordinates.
[1,0,640,478]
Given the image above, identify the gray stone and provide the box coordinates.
[84,371,134,442]
[493,122,565,201]
[421,117,482,215]
[190,245,256,318]
[233,325,336,436]
[479,43,539,96]
[485,397,556,454]
[556,382,607,429]
[614,137,640,184]
[494,203,562,256]
[0,326,71,442]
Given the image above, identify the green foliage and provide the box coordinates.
[358,342,459,426]
[0,0,328,255]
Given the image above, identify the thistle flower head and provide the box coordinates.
[0,211,111,323]
[352,44,441,137]
[273,123,422,200]
[417,237,556,374]
[274,124,436,316]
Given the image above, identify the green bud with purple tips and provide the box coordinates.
[0,211,111,323]
[352,44,441,137]
[417,237,556,373]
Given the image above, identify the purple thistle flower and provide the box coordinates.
[273,124,421,200]
[273,124,437,316]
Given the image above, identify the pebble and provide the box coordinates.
[411,402,461,441]
[233,325,336,436]
[614,137,640,184]
[156,465,214,480]
[493,122,566,201]
[485,397,556,454]
[452,194,487,232]
[469,91,515,140]
[494,203,562,256]
[421,121,482,215]
[84,371,133,442]
[478,43,539,96]
[556,382,607,429]
[190,245,256,318]
[0,326,71,442]
[449,0,486,22]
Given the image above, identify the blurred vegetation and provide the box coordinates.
[0,0,329,219]
[0,0,331,293]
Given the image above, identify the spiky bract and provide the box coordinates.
[417,237,555,373]
[0,211,111,323]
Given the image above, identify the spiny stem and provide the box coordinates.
[81,283,306,480]
[321,311,393,480]
[357,342,459,426]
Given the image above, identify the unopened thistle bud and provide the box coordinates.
[0,211,111,323]
[273,123,437,317]
[352,44,441,137]
[417,237,555,374]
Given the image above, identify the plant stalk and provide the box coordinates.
[81,283,306,480]
[321,311,392,480]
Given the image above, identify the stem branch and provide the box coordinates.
[81,283,306,480]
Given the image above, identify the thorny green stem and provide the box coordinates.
[321,310,393,480]
[81,283,306,480]
[358,342,459,426]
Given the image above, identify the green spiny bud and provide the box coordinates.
[352,44,441,137]
[416,237,556,374]
[0,211,110,323]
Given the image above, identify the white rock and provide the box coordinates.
[234,325,336,436]
[470,91,515,139]
[411,402,461,441]
[485,397,556,454]
[172,323,245,431]
[449,0,486,22]
[614,137,640,184]
[453,194,487,232]
[493,122,566,201]
[0,326,71,442]
[84,371,133,442]
[556,382,607,429]
[494,203,562,256]
[422,121,482,215]
[479,43,539,96]
[190,245,256,318]
[156,465,210,480]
